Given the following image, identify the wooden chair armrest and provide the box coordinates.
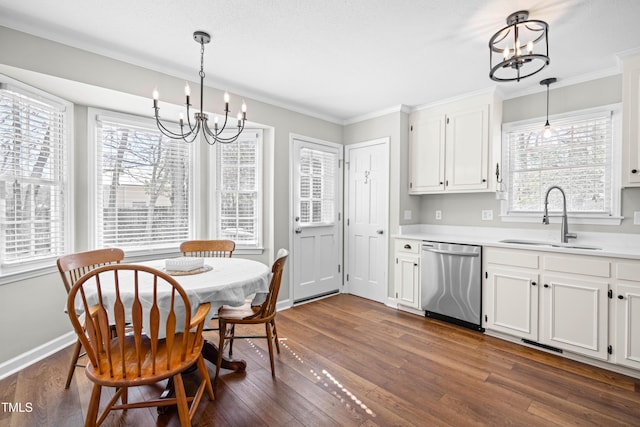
[190,302,211,329]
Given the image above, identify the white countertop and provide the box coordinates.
[395,225,640,260]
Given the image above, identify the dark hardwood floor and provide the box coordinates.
[2,294,639,426]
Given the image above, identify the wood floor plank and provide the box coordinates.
[2,294,640,426]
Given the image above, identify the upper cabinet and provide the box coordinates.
[623,55,640,187]
[408,91,502,194]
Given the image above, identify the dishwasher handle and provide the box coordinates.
[422,246,480,257]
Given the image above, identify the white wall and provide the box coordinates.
[0,26,342,366]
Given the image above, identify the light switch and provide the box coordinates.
[634,211,640,225]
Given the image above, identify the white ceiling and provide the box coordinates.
[1,0,639,123]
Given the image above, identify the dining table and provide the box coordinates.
[76,256,271,374]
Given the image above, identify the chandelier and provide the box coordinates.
[152,31,246,145]
[489,11,549,82]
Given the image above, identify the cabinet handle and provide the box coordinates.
[439,181,444,185]
[633,169,638,174]
[482,179,487,183]
[414,263,418,267]
[404,244,412,249]
[618,295,624,300]
[544,284,549,288]
[531,281,537,286]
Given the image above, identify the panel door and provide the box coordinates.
[395,254,420,309]
[445,105,489,191]
[614,282,640,370]
[292,137,343,303]
[540,275,609,360]
[485,267,539,341]
[409,112,445,193]
[345,138,389,303]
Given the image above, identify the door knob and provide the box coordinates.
[376,229,384,235]
[295,227,302,234]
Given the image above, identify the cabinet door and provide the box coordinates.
[614,283,640,370]
[485,267,539,340]
[409,113,445,193]
[540,275,609,360]
[623,61,640,186]
[445,105,489,191]
[395,254,420,309]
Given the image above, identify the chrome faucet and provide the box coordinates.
[542,185,577,243]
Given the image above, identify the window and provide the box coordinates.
[0,80,71,277]
[298,146,336,225]
[92,110,193,252]
[501,106,621,224]
[213,130,262,250]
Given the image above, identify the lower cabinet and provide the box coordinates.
[394,239,421,310]
[614,262,640,370]
[484,247,611,362]
[485,267,539,341]
[539,275,609,360]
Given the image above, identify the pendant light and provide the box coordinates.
[540,77,556,138]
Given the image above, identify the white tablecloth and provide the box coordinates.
[74,257,270,337]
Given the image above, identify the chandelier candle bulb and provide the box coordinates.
[152,89,158,108]
[184,83,191,96]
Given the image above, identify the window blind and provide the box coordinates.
[506,111,613,215]
[215,131,261,246]
[95,115,192,250]
[298,147,336,225]
[0,85,67,265]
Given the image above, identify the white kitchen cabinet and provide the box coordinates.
[484,247,540,340]
[484,247,611,361]
[408,91,501,194]
[539,274,609,360]
[622,55,640,187]
[613,262,640,370]
[394,239,421,309]
[485,267,539,341]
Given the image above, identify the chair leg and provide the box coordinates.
[265,323,275,376]
[228,324,236,357]
[196,355,215,400]
[85,383,102,427]
[215,321,226,386]
[173,373,191,427]
[65,339,83,389]
[271,319,280,354]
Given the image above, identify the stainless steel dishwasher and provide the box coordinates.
[421,241,483,331]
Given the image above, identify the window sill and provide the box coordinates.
[500,214,623,226]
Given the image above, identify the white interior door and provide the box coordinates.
[291,136,343,303]
[345,138,389,303]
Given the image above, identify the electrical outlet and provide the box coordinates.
[634,211,640,225]
[482,210,493,221]
[404,210,412,220]
[435,210,442,220]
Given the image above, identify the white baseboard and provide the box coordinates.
[0,332,76,381]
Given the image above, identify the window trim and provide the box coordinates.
[87,107,199,257]
[209,129,264,255]
[0,75,74,285]
[499,103,622,226]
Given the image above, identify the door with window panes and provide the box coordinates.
[292,137,343,303]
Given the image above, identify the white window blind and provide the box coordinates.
[95,115,192,250]
[0,83,68,269]
[215,131,262,248]
[505,110,614,216]
[298,147,336,225]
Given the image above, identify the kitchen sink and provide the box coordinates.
[499,239,602,250]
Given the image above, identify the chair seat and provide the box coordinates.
[86,333,203,387]
[218,303,259,321]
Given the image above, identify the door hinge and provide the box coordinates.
[446,117,450,124]
[608,345,612,355]
[338,212,341,221]
[396,257,398,264]
[395,291,398,298]
[608,289,613,299]
[410,125,413,132]
[484,314,488,322]
[485,271,488,279]
[346,274,349,282]
[409,182,413,189]
[347,218,350,226]
[338,264,341,273]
